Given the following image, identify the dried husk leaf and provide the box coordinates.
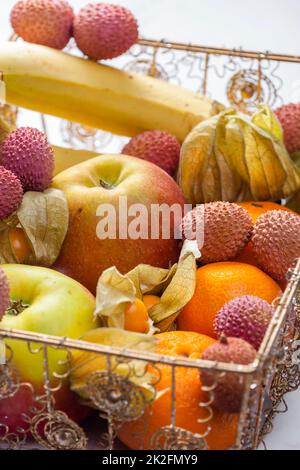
[126,264,177,298]
[0,213,19,233]
[0,189,69,267]
[95,267,137,329]
[234,106,300,199]
[178,104,300,203]
[214,112,250,200]
[151,241,198,331]
[178,113,216,204]
[0,113,15,144]
[228,116,287,199]
[94,241,198,333]
[288,151,300,207]
[291,151,300,169]
[251,104,283,142]
[0,227,18,263]
[0,214,19,263]
[16,189,69,266]
[178,111,247,204]
[70,328,159,406]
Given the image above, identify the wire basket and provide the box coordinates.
[1,38,300,451]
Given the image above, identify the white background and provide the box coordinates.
[1,0,300,450]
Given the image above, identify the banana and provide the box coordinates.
[0,42,224,141]
[53,145,99,175]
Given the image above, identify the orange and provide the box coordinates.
[118,331,238,450]
[178,262,281,338]
[9,227,32,263]
[237,202,297,270]
[238,201,295,223]
[124,298,149,333]
[143,295,160,310]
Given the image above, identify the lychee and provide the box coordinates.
[181,202,253,263]
[122,130,181,176]
[73,3,138,61]
[214,295,273,350]
[275,103,300,154]
[0,267,10,320]
[252,210,300,281]
[0,166,23,220]
[0,127,54,192]
[10,0,74,50]
[201,336,256,413]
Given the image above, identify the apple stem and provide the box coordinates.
[6,299,29,316]
[99,179,115,190]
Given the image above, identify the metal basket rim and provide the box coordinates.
[1,258,299,374]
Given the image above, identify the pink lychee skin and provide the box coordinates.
[214,295,273,350]
[275,103,300,154]
[252,210,300,282]
[181,202,253,263]
[0,127,54,192]
[122,130,181,176]
[11,0,74,50]
[0,267,10,320]
[0,166,23,220]
[73,3,139,60]
[201,337,256,413]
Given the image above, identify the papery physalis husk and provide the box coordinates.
[0,115,13,144]
[178,104,300,204]
[94,240,199,333]
[70,328,159,406]
[291,151,300,169]
[0,105,16,144]
[287,151,300,214]
[286,192,300,214]
[0,189,68,266]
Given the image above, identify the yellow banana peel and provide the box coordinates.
[53,145,99,175]
[0,41,223,141]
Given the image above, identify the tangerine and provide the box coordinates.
[238,201,294,223]
[177,262,281,338]
[118,331,238,450]
[236,202,297,270]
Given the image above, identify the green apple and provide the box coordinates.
[0,264,97,432]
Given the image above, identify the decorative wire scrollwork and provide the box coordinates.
[226,68,278,114]
[30,410,87,450]
[60,121,115,153]
[151,425,207,451]
[86,370,147,422]
[0,424,23,450]
[151,365,211,451]
[0,351,19,399]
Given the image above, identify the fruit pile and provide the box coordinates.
[0,0,300,451]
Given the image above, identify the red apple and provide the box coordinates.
[52,154,186,293]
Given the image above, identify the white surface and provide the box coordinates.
[1,0,300,450]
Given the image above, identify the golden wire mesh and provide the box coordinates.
[56,37,300,152]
